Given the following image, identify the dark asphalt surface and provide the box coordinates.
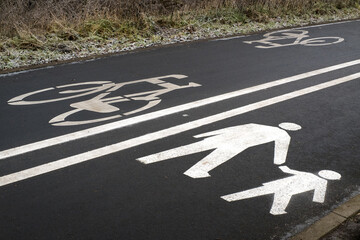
[0,20,359,239]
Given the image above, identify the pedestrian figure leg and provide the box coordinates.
[137,141,214,164]
[270,193,292,215]
[184,148,245,178]
[221,185,275,202]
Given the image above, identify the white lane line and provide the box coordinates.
[1,72,359,187]
[1,59,360,160]
[212,35,247,41]
[295,19,360,30]
[0,66,55,78]
[213,19,360,42]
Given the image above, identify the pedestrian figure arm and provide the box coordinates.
[274,134,291,165]
[279,166,304,175]
[312,181,327,203]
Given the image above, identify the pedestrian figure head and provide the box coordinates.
[278,122,302,131]
[318,170,341,180]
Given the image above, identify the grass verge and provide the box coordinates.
[0,0,360,71]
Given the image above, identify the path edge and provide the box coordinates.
[1,18,359,76]
[291,194,360,240]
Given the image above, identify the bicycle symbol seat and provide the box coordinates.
[8,74,201,126]
[244,29,344,49]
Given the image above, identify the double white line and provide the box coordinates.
[1,59,360,187]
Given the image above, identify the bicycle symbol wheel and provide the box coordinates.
[8,81,114,105]
[300,37,344,46]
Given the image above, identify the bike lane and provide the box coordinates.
[0,20,359,239]
[1,20,359,151]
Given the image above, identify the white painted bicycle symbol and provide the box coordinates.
[8,74,201,126]
[244,29,344,49]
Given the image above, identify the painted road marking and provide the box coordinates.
[138,123,302,178]
[295,19,360,30]
[1,59,360,160]
[244,29,344,49]
[139,122,342,215]
[0,72,359,187]
[212,19,360,42]
[8,74,201,126]
[222,166,341,215]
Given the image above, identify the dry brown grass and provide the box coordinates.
[1,0,359,70]
[0,0,358,39]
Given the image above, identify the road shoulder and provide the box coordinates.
[292,195,360,240]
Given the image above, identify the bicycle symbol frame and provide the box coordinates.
[8,74,201,126]
[244,29,344,49]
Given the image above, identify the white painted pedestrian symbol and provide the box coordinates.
[244,29,344,49]
[137,122,302,178]
[221,166,341,215]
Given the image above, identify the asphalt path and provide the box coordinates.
[0,20,359,239]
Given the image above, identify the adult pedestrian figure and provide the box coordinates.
[138,122,301,178]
